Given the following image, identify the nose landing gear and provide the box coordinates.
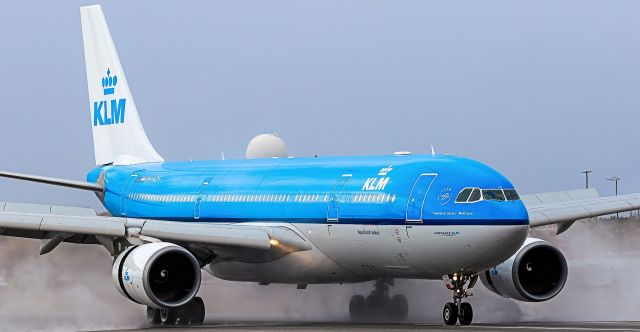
[442,273,477,326]
[349,279,408,322]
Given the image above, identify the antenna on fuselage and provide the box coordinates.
[431,145,436,156]
[221,152,225,161]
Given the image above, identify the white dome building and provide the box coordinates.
[246,133,288,159]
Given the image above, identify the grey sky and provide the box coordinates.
[0,1,638,210]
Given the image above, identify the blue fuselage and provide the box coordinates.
[87,154,529,227]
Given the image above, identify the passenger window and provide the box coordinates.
[482,189,506,201]
[468,189,481,202]
[455,188,473,203]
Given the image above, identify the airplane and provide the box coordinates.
[1,4,640,327]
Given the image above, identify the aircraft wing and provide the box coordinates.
[0,202,310,256]
[523,188,640,233]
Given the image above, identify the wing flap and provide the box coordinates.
[40,215,125,236]
[0,212,42,230]
[0,202,275,251]
[140,220,271,250]
[527,192,640,227]
[0,201,124,236]
[2,202,98,216]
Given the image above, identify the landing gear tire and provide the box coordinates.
[458,302,473,326]
[442,273,477,326]
[390,295,408,320]
[158,297,205,326]
[160,308,178,325]
[146,307,161,325]
[365,294,389,318]
[189,297,206,325]
[349,279,408,322]
[443,302,458,326]
[349,295,366,321]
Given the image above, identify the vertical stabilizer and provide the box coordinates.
[80,5,163,165]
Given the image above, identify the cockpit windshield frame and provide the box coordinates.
[454,187,520,203]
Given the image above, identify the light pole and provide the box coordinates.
[581,170,592,189]
[606,177,621,218]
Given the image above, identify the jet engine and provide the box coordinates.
[480,237,568,302]
[112,242,201,308]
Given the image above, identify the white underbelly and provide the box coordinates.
[207,222,528,284]
[294,223,528,279]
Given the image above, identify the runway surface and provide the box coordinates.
[106,321,640,332]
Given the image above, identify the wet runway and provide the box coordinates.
[106,321,640,332]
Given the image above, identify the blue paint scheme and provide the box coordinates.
[86,154,529,226]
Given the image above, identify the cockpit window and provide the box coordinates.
[482,189,506,201]
[455,188,520,203]
[455,188,473,202]
[504,189,520,201]
[468,188,481,202]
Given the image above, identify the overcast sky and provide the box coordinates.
[0,1,639,209]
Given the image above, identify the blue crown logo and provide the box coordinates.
[101,68,118,95]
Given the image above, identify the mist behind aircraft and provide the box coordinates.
[0,219,637,331]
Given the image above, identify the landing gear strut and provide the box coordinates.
[147,297,206,326]
[442,273,477,326]
[349,279,408,322]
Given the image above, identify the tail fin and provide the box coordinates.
[80,5,163,166]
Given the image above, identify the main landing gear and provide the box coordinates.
[442,273,477,326]
[349,279,408,322]
[147,297,206,326]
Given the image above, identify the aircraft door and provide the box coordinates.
[120,173,138,216]
[405,173,437,222]
[194,178,210,220]
[327,174,352,222]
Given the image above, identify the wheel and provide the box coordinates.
[146,307,161,325]
[458,302,473,326]
[365,293,390,320]
[390,295,408,320]
[189,297,206,325]
[442,302,457,326]
[349,295,366,320]
[160,308,178,325]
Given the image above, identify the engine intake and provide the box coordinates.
[112,242,201,308]
[480,237,568,302]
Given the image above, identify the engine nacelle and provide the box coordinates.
[480,237,568,302]
[112,242,201,308]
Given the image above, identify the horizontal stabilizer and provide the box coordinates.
[0,171,103,192]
